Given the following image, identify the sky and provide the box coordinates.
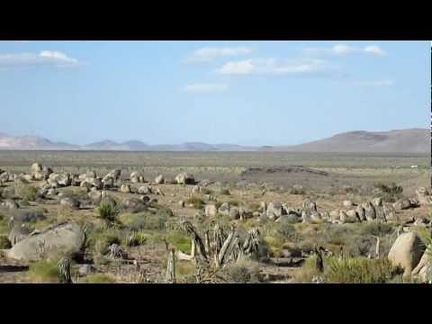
[0,41,429,146]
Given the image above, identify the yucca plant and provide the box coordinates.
[326,256,395,283]
[97,202,118,228]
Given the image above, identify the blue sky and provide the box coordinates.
[0,41,429,146]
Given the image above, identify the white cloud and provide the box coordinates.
[363,45,386,56]
[182,83,228,93]
[0,50,80,69]
[184,46,254,63]
[353,79,394,87]
[304,44,386,57]
[217,58,330,75]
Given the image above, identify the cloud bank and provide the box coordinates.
[304,44,386,57]
[0,51,80,69]
[217,58,331,75]
[184,46,254,63]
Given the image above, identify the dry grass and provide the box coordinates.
[0,151,429,283]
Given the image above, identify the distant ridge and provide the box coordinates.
[0,128,429,153]
[268,128,429,153]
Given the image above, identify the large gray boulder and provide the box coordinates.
[7,223,85,261]
[121,198,146,213]
[60,197,81,210]
[8,224,31,246]
[411,247,432,282]
[7,222,86,262]
[388,231,426,276]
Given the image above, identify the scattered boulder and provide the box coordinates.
[372,197,383,207]
[0,199,19,210]
[7,222,86,262]
[415,187,432,205]
[356,206,366,222]
[119,184,132,193]
[413,216,430,226]
[175,173,195,185]
[0,172,10,183]
[218,202,230,216]
[178,200,185,208]
[101,176,114,188]
[329,210,340,223]
[137,186,152,195]
[393,198,419,211]
[343,200,355,208]
[339,210,348,223]
[411,248,432,282]
[154,174,165,184]
[205,204,217,217]
[32,171,49,181]
[8,224,31,246]
[388,231,426,276]
[87,171,97,179]
[346,210,360,222]
[266,201,286,220]
[229,207,240,220]
[130,171,145,183]
[60,197,81,210]
[381,203,396,221]
[303,199,317,213]
[23,174,33,182]
[31,163,43,174]
[362,202,376,221]
[121,198,147,213]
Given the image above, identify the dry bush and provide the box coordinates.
[223,259,263,283]
[28,260,60,283]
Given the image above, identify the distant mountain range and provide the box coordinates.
[0,128,429,153]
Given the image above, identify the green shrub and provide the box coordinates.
[16,185,38,202]
[28,260,60,283]
[124,231,148,247]
[293,255,321,282]
[277,219,299,241]
[220,189,231,196]
[80,274,116,283]
[97,202,119,227]
[360,221,394,237]
[0,235,11,249]
[186,197,205,209]
[373,182,403,203]
[325,256,396,283]
[228,200,240,207]
[166,231,191,253]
